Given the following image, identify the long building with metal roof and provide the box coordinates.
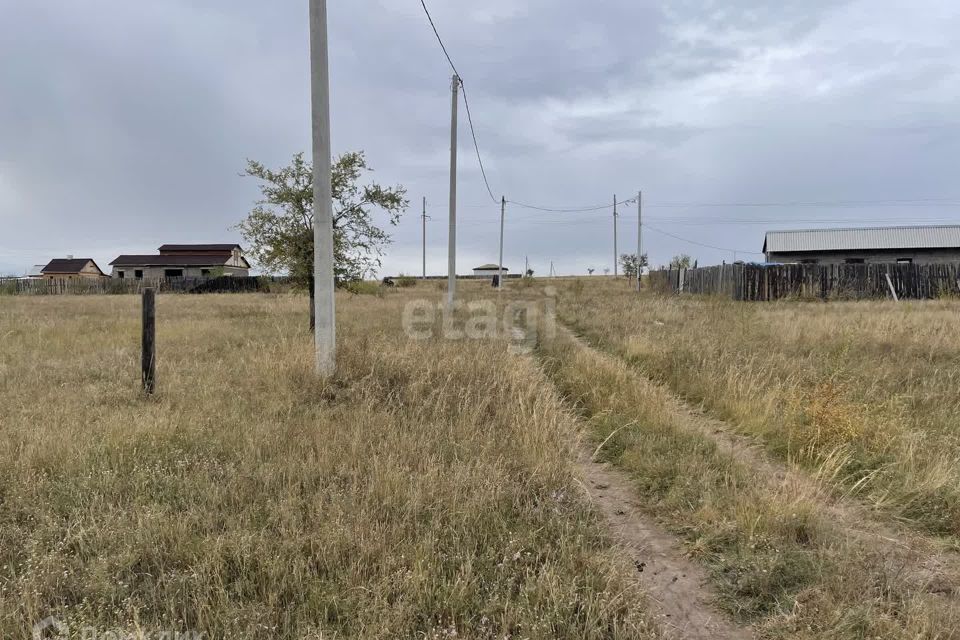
[763,225,960,265]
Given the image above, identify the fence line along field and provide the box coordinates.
[0,291,657,639]
[649,262,960,301]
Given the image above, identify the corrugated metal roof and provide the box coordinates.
[763,225,960,253]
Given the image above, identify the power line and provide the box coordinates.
[418,0,497,205]
[508,196,637,213]
[416,1,960,220]
[460,81,498,204]
[418,0,459,77]
[643,223,763,255]
[645,198,960,208]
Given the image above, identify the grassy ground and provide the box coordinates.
[5,280,960,639]
[537,321,960,638]
[556,278,960,538]
[0,290,657,639]
[541,278,960,637]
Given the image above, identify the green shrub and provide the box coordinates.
[396,275,417,288]
[342,280,382,296]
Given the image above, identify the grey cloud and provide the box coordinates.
[2,0,958,276]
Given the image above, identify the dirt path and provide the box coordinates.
[560,323,960,598]
[576,450,754,640]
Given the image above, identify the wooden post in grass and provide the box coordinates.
[885,271,899,302]
[142,288,156,393]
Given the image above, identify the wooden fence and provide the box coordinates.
[0,276,287,296]
[648,263,960,301]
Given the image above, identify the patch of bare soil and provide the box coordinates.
[576,450,754,640]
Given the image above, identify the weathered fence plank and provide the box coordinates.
[649,263,960,301]
[0,276,286,296]
[142,288,156,394]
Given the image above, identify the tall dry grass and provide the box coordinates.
[538,281,960,640]
[536,322,960,638]
[555,279,960,537]
[0,292,657,639]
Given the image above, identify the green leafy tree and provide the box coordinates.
[237,152,408,286]
[618,253,649,279]
[669,254,693,269]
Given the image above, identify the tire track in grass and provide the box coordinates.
[533,322,960,638]
[559,321,960,596]
[512,325,753,639]
[576,451,754,640]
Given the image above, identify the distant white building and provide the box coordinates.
[472,263,508,277]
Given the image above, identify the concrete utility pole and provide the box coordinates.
[309,0,335,375]
[525,255,529,277]
[497,196,505,291]
[613,194,619,277]
[422,196,428,279]
[636,190,642,292]
[447,74,459,308]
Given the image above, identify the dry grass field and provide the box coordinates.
[543,278,960,637]
[3,281,960,639]
[556,279,960,537]
[0,289,657,639]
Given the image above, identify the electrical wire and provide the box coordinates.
[507,196,637,213]
[644,198,960,208]
[418,0,498,205]
[418,0,960,222]
[418,0,459,78]
[643,223,763,255]
[459,81,498,204]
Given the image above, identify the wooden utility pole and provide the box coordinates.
[141,288,156,394]
[636,190,642,292]
[422,196,428,279]
[497,196,505,291]
[613,194,619,277]
[309,0,336,374]
[447,74,459,308]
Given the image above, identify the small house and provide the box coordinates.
[110,244,250,279]
[763,225,960,265]
[472,263,508,277]
[40,258,106,280]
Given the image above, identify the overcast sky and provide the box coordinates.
[2,0,959,276]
